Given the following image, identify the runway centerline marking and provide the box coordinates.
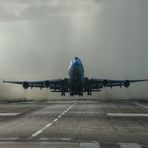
[107,113,148,117]
[134,103,148,109]
[30,104,75,138]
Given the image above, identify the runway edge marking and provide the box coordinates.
[29,103,75,139]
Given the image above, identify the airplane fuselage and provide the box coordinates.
[68,57,84,96]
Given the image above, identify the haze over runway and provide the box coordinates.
[0,0,148,99]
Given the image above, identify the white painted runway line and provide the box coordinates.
[61,137,71,141]
[119,143,142,148]
[39,138,49,141]
[39,137,72,141]
[0,113,21,116]
[134,103,148,109]
[0,137,19,140]
[30,104,75,138]
[80,143,100,148]
[107,113,148,117]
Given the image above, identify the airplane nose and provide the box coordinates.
[74,57,79,60]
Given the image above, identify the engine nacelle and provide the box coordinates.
[44,80,50,88]
[50,84,61,90]
[61,79,68,91]
[103,80,108,87]
[124,80,130,88]
[23,82,29,89]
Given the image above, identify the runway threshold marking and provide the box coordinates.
[30,104,75,138]
[107,113,148,117]
[119,143,142,148]
[0,113,21,116]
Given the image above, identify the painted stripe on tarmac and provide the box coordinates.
[31,104,75,138]
[80,143,100,148]
[107,113,148,117]
[0,137,19,140]
[119,143,142,148]
[134,103,148,109]
[0,113,21,116]
[39,138,48,141]
[61,138,71,141]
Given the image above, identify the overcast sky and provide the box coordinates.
[0,0,148,100]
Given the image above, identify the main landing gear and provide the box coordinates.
[70,93,74,96]
[78,92,83,96]
[87,92,92,96]
[61,92,65,96]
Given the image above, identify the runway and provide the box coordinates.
[0,99,148,148]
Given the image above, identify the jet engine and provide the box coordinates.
[23,82,29,89]
[124,80,130,88]
[44,80,50,88]
[103,80,108,87]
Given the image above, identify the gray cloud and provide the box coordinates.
[0,0,101,22]
[0,0,148,100]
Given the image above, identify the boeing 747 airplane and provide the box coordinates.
[3,57,148,96]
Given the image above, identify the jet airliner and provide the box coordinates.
[3,57,148,96]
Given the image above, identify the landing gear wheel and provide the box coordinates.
[87,92,92,96]
[61,92,65,96]
[79,92,83,96]
[70,93,74,96]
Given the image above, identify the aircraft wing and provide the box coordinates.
[89,78,148,90]
[3,79,68,91]
[3,78,148,93]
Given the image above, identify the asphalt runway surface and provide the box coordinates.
[0,99,148,148]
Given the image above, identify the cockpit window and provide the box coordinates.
[75,57,79,60]
[73,57,81,65]
[68,57,84,75]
